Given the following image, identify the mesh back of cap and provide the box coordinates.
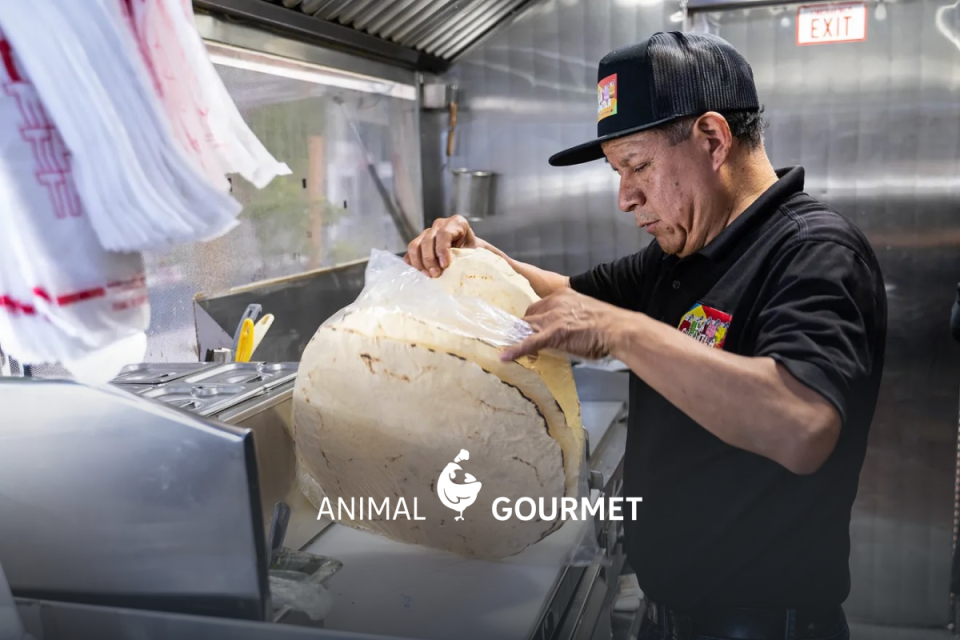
[650,32,759,119]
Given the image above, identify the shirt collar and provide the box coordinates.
[693,166,806,263]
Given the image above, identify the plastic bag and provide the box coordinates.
[331,250,620,367]
[269,576,334,622]
[0,27,149,383]
[175,0,293,189]
[121,0,231,190]
[0,0,243,253]
[269,549,342,622]
[298,249,609,567]
[0,1,292,377]
[122,0,291,190]
[322,249,535,348]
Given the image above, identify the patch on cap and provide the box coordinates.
[597,74,617,121]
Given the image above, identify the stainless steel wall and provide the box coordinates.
[437,0,681,275]
[444,0,960,628]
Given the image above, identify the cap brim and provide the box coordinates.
[548,138,606,167]
[547,115,684,167]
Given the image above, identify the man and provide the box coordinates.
[406,31,886,640]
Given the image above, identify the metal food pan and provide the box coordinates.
[181,362,299,389]
[139,383,266,417]
[110,363,218,386]
[113,384,156,396]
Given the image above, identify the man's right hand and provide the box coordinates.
[405,215,479,277]
[404,215,570,298]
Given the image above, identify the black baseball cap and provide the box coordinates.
[549,31,760,167]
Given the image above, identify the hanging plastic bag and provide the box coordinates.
[0,27,149,383]
[0,0,243,253]
[120,0,290,190]
[120,0,231,191]
[173,0,293,188]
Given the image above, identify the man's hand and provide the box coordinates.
[404,215,478,277]
[500,288,629,361]
[403,215,571,298]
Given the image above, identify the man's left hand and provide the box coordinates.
[500,288,627,361]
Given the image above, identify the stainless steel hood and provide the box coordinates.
[193,0,543,72]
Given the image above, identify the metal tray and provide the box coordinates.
[110,363,217,386]
[113,384,156,396]
[213,380,294,424]
[181,362,299,389]
[139,383,268,417]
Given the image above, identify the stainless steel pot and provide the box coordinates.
[450,168,496,221]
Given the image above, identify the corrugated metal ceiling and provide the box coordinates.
[271,0,538,61]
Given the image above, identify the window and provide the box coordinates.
[142,40,422,361]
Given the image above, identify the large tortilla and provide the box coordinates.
[439,249,585,494]
[293,248,584,559]
[433,247,539,318]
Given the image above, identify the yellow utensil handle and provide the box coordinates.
[236,319,255,362]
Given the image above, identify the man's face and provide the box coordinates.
[602,128,718,257]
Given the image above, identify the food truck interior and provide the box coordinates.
[1,1,959,639]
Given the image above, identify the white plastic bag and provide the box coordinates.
[0,27,149,383]
[177,0,293,188]
[121,0,231,190]
[0,0,243,253]
[121,0,291,190]
[0,0,294,379]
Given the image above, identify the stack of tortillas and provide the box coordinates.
[293,248,584,559]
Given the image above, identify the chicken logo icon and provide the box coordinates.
[437,449,483,521]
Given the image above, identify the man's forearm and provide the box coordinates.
[606,311,840,474]
[476,240,570,298]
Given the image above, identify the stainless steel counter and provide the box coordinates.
[0,555,25,640]
[12,595,402,640]
[110,362,329,551]
[1,362,631,640]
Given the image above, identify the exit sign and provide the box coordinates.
[796,2,867,45]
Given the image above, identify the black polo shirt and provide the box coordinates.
[570,167,887,611]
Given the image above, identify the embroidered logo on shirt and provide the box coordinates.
[677,303,732,349]
[597,74,617,121]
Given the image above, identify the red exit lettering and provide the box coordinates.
[797,4,866,46]
[809,14,854,40]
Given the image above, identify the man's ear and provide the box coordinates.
[692,112,733,171]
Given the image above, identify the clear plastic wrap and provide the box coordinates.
[295,249,608,567]
[329,250,621,370]
[325,249,536,348]
[269,576,333,622]
[269,549,343,623]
